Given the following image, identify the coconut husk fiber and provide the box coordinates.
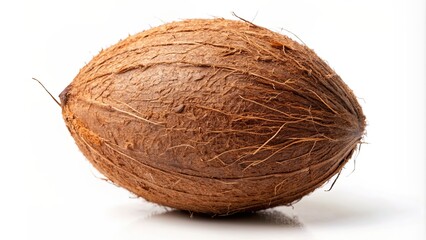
[60,18,366,215]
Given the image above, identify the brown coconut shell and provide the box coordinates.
[60,18,366,215]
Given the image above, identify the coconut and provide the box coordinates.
[59,18,366,215]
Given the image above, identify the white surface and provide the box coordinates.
[1,0,425,239]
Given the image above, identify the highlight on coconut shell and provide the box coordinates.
[59,18,366,215]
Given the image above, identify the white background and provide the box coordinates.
[1,0,425,239]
